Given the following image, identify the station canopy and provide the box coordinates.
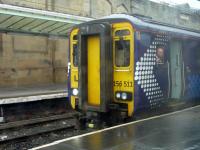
[0,4,93,37]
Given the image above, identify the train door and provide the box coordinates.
[78,23,113,112]
[170,40,183,99]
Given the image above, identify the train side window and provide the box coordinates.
[73,43,78,67]
[115,39,130,67]
[156,45,165,64]
[140,32,152,48]
[183,39,200,72]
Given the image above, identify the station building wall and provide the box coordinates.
[131,0,200,31]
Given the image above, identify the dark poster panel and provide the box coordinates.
[183,39,200,100]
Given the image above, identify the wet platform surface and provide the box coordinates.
[36,105,200,150]
[0,84,68,104]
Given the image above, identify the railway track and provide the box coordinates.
[0,101,197,150]
[0,111,79,149]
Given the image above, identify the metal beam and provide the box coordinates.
[0,4,93,37]
[0,4,93,24]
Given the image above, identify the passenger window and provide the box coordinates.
[73,43,78,67]
[156,45,165,64]
[184,40,200,72]
[115,39,130,67]
[140,33,152,48]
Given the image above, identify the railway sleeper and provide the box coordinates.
[0,118,77,143]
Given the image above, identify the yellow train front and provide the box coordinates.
[69,14,200,127]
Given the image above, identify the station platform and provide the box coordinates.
[0,84,68,104]
[33,105,200,150]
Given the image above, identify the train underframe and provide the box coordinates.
[76,102,131,129]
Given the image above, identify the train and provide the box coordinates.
[68,14,200,127]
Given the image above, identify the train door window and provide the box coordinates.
[115,39,130,67]
[70,29,79,68]
[73,43,78,67]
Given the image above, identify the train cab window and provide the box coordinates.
[73,43,78,67]
[115,39,130,67]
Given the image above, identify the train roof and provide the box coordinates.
[103,14,200,38]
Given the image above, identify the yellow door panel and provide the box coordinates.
[87,35,101,106]
[112,22,134,116]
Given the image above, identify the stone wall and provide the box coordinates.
[131,0,200,30]
[0,0,131,17]
[0,34,68,87]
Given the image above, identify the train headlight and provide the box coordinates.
[72,88,78,96]
[116,93,121,99]
[121,92,127,100]
[115,91,132,101]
